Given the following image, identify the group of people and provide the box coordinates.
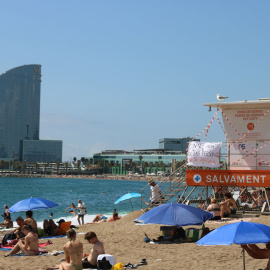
[46,230,105,270]
[206,192,237,220]
[0,205,13,228]
[65,199,87,225]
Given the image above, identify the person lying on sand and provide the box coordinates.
[45,229,83,270]
[4,224,39,257]
[82,231,105,269]
[87,213,121,224]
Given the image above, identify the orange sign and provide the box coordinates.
[186,169,270,187]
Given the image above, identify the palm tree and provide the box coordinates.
[8,160,13,171]
[14,161,20,172]
[124,163,128,175]
[34,162,39,173]
[155,161,159,174]
[98,160,104,174]
[81,157,85,164]
[0,160,5,173]
[43,163,47,173]
[149,162,153,173]
[55,162,60,174]
[64,162,69,174]
[22,161,27,173]
[142,161,148,174]
[114,161,120,175]
[160,161,166,172]
[77,160,81,173]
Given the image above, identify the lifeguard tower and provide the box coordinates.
[141,98,270,213]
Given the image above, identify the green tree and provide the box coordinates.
[8,160,13,171]
[14,161,20,172]
[142,161,148,174]
[77,160,81,173]
[55,162,60,174]
[98,160,104,174]
[34,162,39,173]
[154,161,160,174]
[22,161,27,173]
[64,162,69,174]
[0,160,4,173]
[149,162,153,173]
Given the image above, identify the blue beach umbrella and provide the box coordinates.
[136,203,213,227]
[114,193,141,212]
[197,221,270,270]
[9,197,58,213]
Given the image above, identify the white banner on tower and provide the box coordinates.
[187,142,222,168]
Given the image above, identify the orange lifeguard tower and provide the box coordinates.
[186,98,270,212]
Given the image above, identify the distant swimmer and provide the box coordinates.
[102,192,106,194]
[217,94,228,101]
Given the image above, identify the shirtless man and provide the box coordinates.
[82,231,105,269]
[24,210,38,233]
[77,199,86,225]
[241,243,270,270]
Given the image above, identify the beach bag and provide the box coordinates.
[185,228,203,242]
[97,254,116,270]
[1,232,16,246]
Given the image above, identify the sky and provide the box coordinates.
[1,1,270,162]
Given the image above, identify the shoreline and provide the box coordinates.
[0,173,170,182]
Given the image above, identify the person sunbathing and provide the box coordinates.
[0,216,13,228]
[87,213,121,224]
[45,229,83,270]
[5,224,39,257]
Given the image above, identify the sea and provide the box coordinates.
[0,177,211,227]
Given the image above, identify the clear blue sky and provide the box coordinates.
[1,1,270,161]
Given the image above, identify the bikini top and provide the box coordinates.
[67,240,82,256]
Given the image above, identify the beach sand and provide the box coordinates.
[0,211,269,270]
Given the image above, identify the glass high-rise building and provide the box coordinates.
[0,64,62,162]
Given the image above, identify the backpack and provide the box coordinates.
[1,232,16,246]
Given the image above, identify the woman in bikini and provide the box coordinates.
[220,192,237,218]
[206,198,221,220]
[46,229,83,270]
[5,224,39,257]
[65,203,77,217]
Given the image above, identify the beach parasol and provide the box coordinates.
[136,203,213,227]
[8,197,58,213]
[197,221,270,270]
[114,193,141,212]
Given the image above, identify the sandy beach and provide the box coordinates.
[0,210,269,270]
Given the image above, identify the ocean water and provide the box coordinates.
[0,177,212,228]
[0,177,148,227]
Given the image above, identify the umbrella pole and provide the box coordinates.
[242,248,245,270]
